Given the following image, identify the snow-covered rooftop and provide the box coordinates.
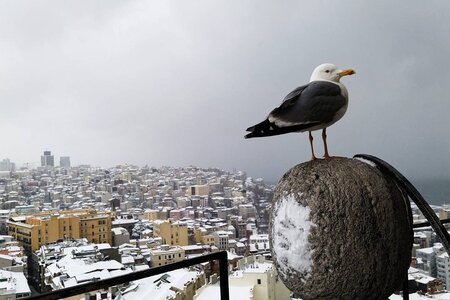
[121,268,202,299]
[195,283,253,300]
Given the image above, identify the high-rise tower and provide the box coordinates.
[40,151,54,167]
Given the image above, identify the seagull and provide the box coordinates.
[245,63,355,160]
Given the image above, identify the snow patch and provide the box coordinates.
[354,157,376,167]
[272,194,314,277]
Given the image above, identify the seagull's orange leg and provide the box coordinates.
[322,128,331,159]
[309,131,317,161]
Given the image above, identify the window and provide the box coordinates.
[257,279,261,285]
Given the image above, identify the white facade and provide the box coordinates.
[248,234,270,255]
[213,231,229,250]
[195,255,291,300]
[437,252,450,288]
[416,244,444,277]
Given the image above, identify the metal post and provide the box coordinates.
[402,272,409,300]
[218,251,230,300]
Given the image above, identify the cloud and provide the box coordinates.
[0,0,449,182]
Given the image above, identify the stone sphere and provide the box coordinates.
[269,158,412,300]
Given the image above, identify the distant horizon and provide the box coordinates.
[3,154,450,205]
[4,154,450,180]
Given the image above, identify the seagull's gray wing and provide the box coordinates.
[269,81,347,127]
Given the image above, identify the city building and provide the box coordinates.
[213,231,229,250]
[0,159,15,172]
[437,252,450,289]
[112,227,130,247]
[143,209,158,221]
[408,267,444,294]
[40,151,54,167]
[59,156,71,168]
[416,244,445,277]
[249,234,271,255]
[195,255,291,300]
[7,210,112,252]
[0,270,31,299]
[239,204,257,220]
[149,245,185,267]
[187,185,210,196]
[153,220,188,246]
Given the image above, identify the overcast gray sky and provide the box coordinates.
[1,1,449,182]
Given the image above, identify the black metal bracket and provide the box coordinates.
[354,154,450,254]
[354,154,450,300]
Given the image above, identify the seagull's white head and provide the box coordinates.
[309,63,355,83]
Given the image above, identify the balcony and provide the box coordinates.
[25,251,229,300]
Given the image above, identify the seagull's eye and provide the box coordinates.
[325,70,330,73]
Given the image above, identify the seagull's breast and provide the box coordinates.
[327,81,348,126]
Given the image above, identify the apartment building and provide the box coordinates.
[213,231,229,250]
[143,209,158,221]
[153,220,188,246]
[7,210,112,252]
[149,245,185,267]
[195,255,291,300]
[437,252,450,289]
[416,244,445,277]
[187,185,210,196]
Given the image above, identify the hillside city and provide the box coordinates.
[0,152,450,299]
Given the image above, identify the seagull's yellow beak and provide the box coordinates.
[338,69,355,77]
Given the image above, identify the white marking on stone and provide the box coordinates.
[272,194,314,277]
